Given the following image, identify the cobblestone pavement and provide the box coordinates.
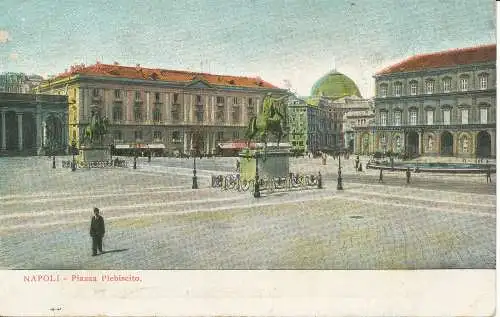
[0,156,495,270]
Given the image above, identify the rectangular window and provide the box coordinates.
[113,131,122,140]
[232,131,239,139]
[153,108,161,122]
[232,107,240,122]
[480,108,488,124]
[114,89,121,99]
[172,131,180,142]
[195,105,204,122]
[112,106,122,121]
[216,96,225,104]
[394,84,401,96]
[410,83,417,96]
[196,95,202,104]
[155,92,160,102]
[153,131,162,140]
[233,97,239,104]
[409,111,417,125]
[380,112,387,126]
[134,130,142,140]
[460,78,468,91]
[380,86,387,97]
[480,76,488,90]
[443,110,451,125]
[426,110,433,125]
[394,112,401,126]
[134,107,142,121]
[425,81,434,94]
[461,109,468,124]
[135,91,141,101]
[217,131,224,141]
[248,97,253,105]
[93,88,99,97]
[443,79,451,92]
[173,93,179,103]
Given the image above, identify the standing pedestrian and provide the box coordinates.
[236,159,240,172]
[486,167,492,183]
[379,169,383,183]
[406,167,411,184]
[90,207,105,256]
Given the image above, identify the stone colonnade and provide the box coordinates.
[0,106,68,153]
[354,128,496,158]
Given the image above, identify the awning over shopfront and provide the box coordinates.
[148,144,166,149]
[115,144,130,149]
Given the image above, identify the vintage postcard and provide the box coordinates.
[0,0,497,316]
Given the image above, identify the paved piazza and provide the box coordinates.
[0,155,495,270]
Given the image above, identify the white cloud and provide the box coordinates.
[0,30,10,43]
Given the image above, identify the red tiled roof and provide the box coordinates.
[53,63,279,89]
[376,44,496,75]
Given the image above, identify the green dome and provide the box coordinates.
[310,71,362,99]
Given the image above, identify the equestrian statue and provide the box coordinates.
[245,93,289,149]
[83,106,110,146]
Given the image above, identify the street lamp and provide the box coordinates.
[192,148,198,189]
[337,154,343,190]
[253,151,261,198]
[71,144,77,172]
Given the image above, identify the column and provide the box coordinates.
[36,105,42,152]
[62,112,69,152]
[17,112,23,151]
[190,132,193,150]
[126,90,132,122]
[226,97,232,125]
[491,130,496,157]
[205,132,211,154]
[164,92,170,124]
[452,132,458,155]
[146,91,151,122]
[212,132,216,152]
[211,96,216,123]
[418,131,423,155]
[183,132,189,154]
[1,109,6,150]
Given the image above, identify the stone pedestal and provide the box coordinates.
[79,146,111,162]
[239,147,291,182]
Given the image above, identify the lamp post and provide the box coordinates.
[192,151,198,189]
[337,153,343,190]
[253,151,261,198]
[71,145,77,172]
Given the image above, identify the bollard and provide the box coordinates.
[52,155,56,169]
[317,171,323,189]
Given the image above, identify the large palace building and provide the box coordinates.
[358,44,496,158]
[36,62,286,155]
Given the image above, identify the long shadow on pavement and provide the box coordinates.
[101,248,129,254]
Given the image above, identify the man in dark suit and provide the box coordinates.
[90,207,105,256]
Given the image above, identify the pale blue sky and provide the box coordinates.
[0,0,495,97]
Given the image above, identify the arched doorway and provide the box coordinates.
[348,139,354,152]
[22,112,36,150]
[440,131,453,156]
[45,115,63,151]
[5,111,18,150]
[476,131,491,158]
[407,131,419,155]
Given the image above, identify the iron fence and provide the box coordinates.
[210,172,321,192]
[61,159,128,169]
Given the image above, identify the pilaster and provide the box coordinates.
[1,108,6,150]
[17,112,23,151]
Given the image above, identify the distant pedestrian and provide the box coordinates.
[486,167,492,183]
[379,169,383,183]
[406,168,411,184]
[89,207,105,256]
[147,151,152,162]
[236,159,240,172]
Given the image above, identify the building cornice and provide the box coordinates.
[373,89,496,103]
[373,62,495,80]
[38,74,287,95]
